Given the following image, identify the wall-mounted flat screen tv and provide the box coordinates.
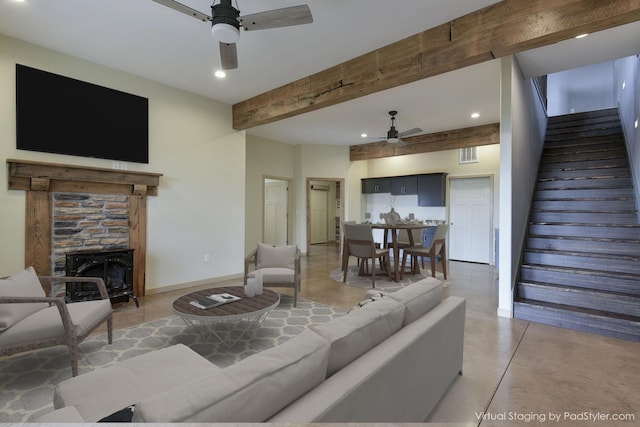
[16,64,149,164]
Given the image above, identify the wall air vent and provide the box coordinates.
[459,146,478,164]
[311,184,330,191]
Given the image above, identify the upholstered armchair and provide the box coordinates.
[0,267,113,377]
[244,243,301,307]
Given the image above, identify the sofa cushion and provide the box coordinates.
[0,266,48,332]
[257,243,296,269]
[311,299,405,377]
[54,344,220,422]
[37,406,86,423]
[387,277,444,325]
[133,329,330,422]
[0,299,112,347]
[260,267,295,284]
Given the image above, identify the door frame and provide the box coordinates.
[447,174,495,265]
[306,177,344,254]
[263,175,293,245]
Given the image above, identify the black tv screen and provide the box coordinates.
[16,64,149,163]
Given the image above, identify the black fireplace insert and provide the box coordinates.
[66,248,138,307]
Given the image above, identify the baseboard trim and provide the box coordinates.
[145,273,243,295]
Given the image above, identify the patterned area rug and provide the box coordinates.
[0,295,345,423]
[331,263,446,292]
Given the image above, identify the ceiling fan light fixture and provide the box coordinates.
[211,0,241,43]
[212,22,240,43]
[387,137,399,143]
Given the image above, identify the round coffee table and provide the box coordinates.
[172,286,280,347]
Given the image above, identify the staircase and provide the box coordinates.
[514,108,640,342]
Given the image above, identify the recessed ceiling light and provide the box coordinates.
[214,70,226,78]
[361,133,368,138]
[471,112,480,119]
[575,33,589,39]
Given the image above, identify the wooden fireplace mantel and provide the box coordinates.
[7,159,162,195]
[6,159,163,296]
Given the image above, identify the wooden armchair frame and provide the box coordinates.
[0,276,113,377]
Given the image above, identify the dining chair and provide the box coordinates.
[400,224,449,280]
[342,223,391,288]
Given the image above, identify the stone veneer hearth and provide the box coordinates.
[51,193,130,294]
[52,193,129,272]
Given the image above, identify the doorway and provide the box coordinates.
[448,176,493,264]
[263,177,291,245]
[306,178,344,254]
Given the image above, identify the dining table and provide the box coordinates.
[371,223,434,282]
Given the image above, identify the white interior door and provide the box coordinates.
[310,188,328,244]
[264,179,288,245]
[449,177,492,264]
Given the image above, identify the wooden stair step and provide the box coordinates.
[530,211,638,225]
[546,108,619,124]
[520,265,640,296]
[513,299,640,342]
[535,187,635,200]
[542,138,625,151]
[517,282,640,317]
[542,140,625,155]
[545,115,623,131]
[541,148,627,163]
[532,199,636,211]
[536,178,633,191]
[539,158,629,171]
[523,250,640,275]
[528,224,640,240]
[526,237,640,257]
[538,170,630,182]
[544,127,624,142]
[545,120,622,136]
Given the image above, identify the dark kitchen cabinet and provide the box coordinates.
[362,178,390,194]
[417,173,447,206]
[390,175,418,195]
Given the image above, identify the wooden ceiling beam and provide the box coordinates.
[233,0,640,130]
[349,123,500,161]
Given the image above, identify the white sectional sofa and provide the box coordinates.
[42,277,466,423]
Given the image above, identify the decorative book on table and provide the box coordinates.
[190,293,241,309]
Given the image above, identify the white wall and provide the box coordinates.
[245,134,296,253]
[498,56,548,318]
[294,144,351,252]
[614,55,640,221]
[0,35,246,291]
[547,61,616,116]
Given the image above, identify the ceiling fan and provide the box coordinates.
[151,0,313,70]
[370,111,423,147]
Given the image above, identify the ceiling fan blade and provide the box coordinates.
[399,127,423,138]
[239,5,313,31]
[220,42,238,70]
[396,138,407,147]
[150,0,211,22]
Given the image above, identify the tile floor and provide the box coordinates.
[106,243,640,426]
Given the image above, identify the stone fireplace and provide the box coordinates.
[7,159,162,297]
